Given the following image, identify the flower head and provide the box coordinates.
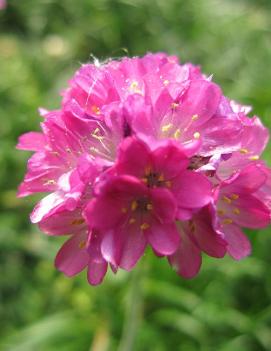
[18,53,271,285]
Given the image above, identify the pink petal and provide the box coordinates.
[39,209,86,235]
[116,137,151,178]
[87,261,107,286]
[190,207,227,258]
[101,225,147,270]
[17,132,46,151]
[221,224,251,260]
[168,228,202,279]
[229,194,270,229]
[152,143,189,179]
[55,233,89,276]
[178,80,221,127]
[151,188,177,223]
[146,220,180,255]
[173,170,212,209]
[85,176,147,229]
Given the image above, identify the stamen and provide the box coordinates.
[239,148,249,154]
[163,79,169,86]
[233,208,240,215]
[44,179,56,186]
[79,240,87,249]
[171,102,179,109]
[158,174,164,182]
[146,203,153,211]
[165,180,172,188]
[230,194,239,200]
[174,129,181,139]
[217,209,225,216]
[193,132,200,139]
[121,207,128,213]
[131,201,138,211]
[91,105,101,115]
[140,223,150,230]
[223,195,232,204]
[249,155,259,161]
[129,218,136,224]
[192,114,199,121]
[161,123,173,133]
[222,218,233,225]
[71,218,85,225]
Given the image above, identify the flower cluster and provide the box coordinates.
[18,53,271,285]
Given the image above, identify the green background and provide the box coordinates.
[1,0,271,350]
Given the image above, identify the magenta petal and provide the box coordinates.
[17,132,46,151]
[229,194,270,229]
[151,188,177,223]
[116,137,151,177]
[221,224,251,260]
[55,233,89,276]
[85,176,147,229]
[146,221,180,255]
[101,225,146,270]
[191,207,227,258]
[87,260,107,286]
[152,143,189,179]
[173,170,212,208]
[169,229,202,279]
[179,80,221,126]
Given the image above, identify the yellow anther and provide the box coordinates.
[130,81,138,89]
[71,218,85,225]
[50,151,59,156]
[188,222,196,233]
[165,180,172,188]
[233,208,240,215]
[129,218,136,224]
[239,148,249,154]
[174,129,181,139]
[90,146,99,153]
[163,79,169,86]
[217,209,225,216]
[129,81,142,94]
[131,201,138,211]
[193,132,200,139]
[192,114,199,121]
[44,179,56,186]
[171,102,179,109]
[91,105,101,115]
[146,203,153,211]
[222,218,233,225]
[91,133,104,140]
[121,207,128,213]
[230,193,239,200]
[158,174,165,182]
[161,123,173,133]
[140,223,150,230]
[223,195,232,204]
[249,155,259,161]
[79,240,87,249]
[141,177,148,184]
[144,166,152,175]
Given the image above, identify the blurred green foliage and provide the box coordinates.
[1,0,271,350]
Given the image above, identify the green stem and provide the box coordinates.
[117,262,144,351]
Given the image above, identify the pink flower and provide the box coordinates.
[113,137,212,219]
[0,0,6,10]
[215,164,270,259]
[85,175,180,269]
[17,52,271,285]
[169,205,227,278]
